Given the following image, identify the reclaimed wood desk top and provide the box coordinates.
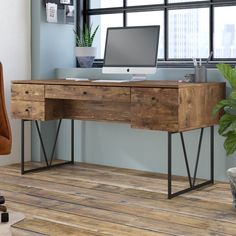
[12,79,225,88]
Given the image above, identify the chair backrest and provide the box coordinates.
[0,62,12,155]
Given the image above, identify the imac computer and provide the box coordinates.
[102,25,160,81]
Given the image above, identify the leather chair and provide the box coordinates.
[0,62,12,155]
[0,62,11,223]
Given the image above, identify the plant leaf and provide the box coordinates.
[90,25,99,47]
[73,29,82,47]
[217,63,236,89]
[224,131,236,155]
[74,24,99,47]
[212,99,231,116]
[218,113,236,135]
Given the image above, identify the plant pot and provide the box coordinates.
[227,167,236,208]
[75,47,97,68]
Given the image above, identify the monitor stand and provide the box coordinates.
[131,74,147,81]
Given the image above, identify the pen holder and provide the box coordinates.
[194,65,207,82]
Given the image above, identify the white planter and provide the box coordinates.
[75,47,97,68]
[227,167,236,208]
[75,47,97,57]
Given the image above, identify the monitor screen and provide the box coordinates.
[103,26,160,68]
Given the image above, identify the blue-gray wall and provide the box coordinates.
[31,1,236,181]
[31,0,76,161]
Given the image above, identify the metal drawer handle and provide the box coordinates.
[83,91,87,95]
[25,91,29,94]
[151,97,156,100]
[25,109,30,112]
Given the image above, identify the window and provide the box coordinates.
[214,6,236,59]
[168,8,209,59]
[81,0,236,64]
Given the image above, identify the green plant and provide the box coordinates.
[74,24,99,47]
[213,63,236,155]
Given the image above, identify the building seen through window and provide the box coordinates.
[82,0,236,62]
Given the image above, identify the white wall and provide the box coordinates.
[0,0,31,165]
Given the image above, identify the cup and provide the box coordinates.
[195,65,207,82]
[184,73,195,82]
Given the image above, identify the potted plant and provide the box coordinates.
[213,63,236,207]
[74,24,99,68]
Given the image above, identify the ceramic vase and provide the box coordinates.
[75,47,97,68]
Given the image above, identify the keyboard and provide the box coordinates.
[92,79,130,83]
[65,78,90,81]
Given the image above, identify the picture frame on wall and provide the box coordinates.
[43,0,75,24]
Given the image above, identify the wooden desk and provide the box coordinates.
[11,79,225,198]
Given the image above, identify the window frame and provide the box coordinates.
[77,0,236,68]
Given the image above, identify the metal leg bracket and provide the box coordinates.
[168,126,214,199]
[21,120,74,174]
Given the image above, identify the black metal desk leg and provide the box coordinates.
[71,119,74,164]
[21,120,25,175]
[167,127,214,199]
[168,132,172,199]
[210,126,214,183]
[21,119,74,174]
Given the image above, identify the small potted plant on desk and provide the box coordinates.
[74,24,99,68]
[213,63,236,207]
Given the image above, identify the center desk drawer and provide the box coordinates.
[45,85,130,102]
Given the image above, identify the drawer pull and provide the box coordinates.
[151,97,156,101]
[83,91,87,95]
[25,109,30,112]
[25,91,29,94]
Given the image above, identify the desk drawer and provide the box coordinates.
[45,85,130,102]
[131,88,179,131]
[11,101,45,120]
[11,84,44,102]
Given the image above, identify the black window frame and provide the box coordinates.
[77,0,236,68]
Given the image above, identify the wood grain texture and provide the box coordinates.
[45,85,130,102]
[63,100,131,122]
[11,80,226,131]
[11,101,45,120]
[131,88,179,131]
[0,163,233,236]
[11,79,224,89]
[178,83,226,131]
[11,100,64,121]
[11,84,45,102]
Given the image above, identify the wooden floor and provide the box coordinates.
[0,162,235,236]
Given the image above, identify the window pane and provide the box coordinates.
[168,0,208,3]
[214,6,236,58]
[90,14,123,59]
[90,0,123,9]
[168,8,209,59]
[127,11,164,59]
[127,0,163,6]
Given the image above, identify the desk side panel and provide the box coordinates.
[178,83,226,131]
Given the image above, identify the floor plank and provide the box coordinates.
[0,162,234,236]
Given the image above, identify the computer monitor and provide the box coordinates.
[102,25,160,80]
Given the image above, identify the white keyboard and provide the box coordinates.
[65,78,90,81]
[92,79,129,83]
